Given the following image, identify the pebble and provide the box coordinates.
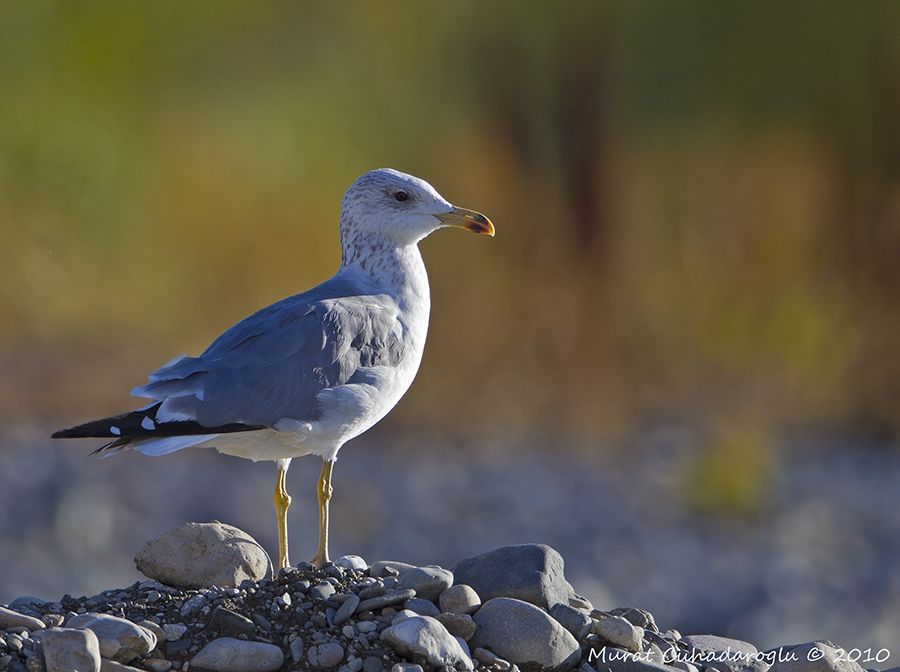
[179,595,206,618]
[682,634,758,657]
[135,522,271,589]
[435,612,476,641]
[391,665,423,672]
[439,585,481,615]
[471,597,580,672]
[191,637,284,672]
[308,642,345,668]
[334,594,361,626]
[452,544,571,610]
[143,659,172,672]
[363,657,385,672]
[549,603,593,640]
[473,648,512,671]
[357,589,416,613]
[162,623,188,641]
[380,615,473,671]
[39,627,101,672]
[592,614,643,653]
[310,582,337,601]
[403,598,441,617]
[356,620,379,634]
[609,606,659,633]
[208,606,256,638]
[397,567,453,602]
[290,637,304,662]
[336,555,368,572]
[369,561,415,578]
[66,613,156,663]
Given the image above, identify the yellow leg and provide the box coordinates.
[310,459,334,568]
[274,464,292,569]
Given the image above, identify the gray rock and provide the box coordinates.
[0,607,45,632]
[471,597,580,672]
[683,635,763,672]
[334,595,361,626]
[391,609,418,625]
[671,663,700,672]
[404,597,441,617]
[67,613,156,663]
[392,665,423,672]
[39,627,101,672]
[549,603,592,640]
[290,638,305,662]
[683,635,757,656]
[452,544,570,610]
[369,561,416,578]
[436,612,476,641]
[568,594,593,612]
[208,606,256,638]
[380,615,473,671]
[768,641,866,672]
[309,642,345,668]
[162,623,187,641]
[135,522,271,589]
[100,661,145,672]
[143,660,171,672]
[357,620,379,634]
[311,582,337,601]
[592,615,643,653]
[136,620,165,643]
[357,589,416,613]
[609,607,658,633]
[180,594,206,617]
[398,567,453,602]
[191,637,284,672]
[439,585,481,615]
[364,657,385,672]
[587,653,675,672]
[336,555,368,572]
[474,648,512,670]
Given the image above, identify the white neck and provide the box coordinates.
[340,233,431,315]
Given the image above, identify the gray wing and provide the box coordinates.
[132,280,408,429]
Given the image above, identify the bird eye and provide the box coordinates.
[394,191,409,202]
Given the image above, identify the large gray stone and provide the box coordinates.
[398,566,454,602]
[439,585,481,615]
[683,635,762,672]
[135,522,271,589]
[549,604,592,640]
[67,613,156,663]
[380,615,473,671]
[767,641,866,672]
[471,597,580,672]
[191,637,284,672]
[0,607,45,632]
[452,544,570,610]
[683,635,757,656]
[592,615,643,653]
[39,627,101,672]
[369,561,416,578]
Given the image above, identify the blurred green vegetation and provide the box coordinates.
[3,0,900,472]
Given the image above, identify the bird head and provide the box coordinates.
[339,169,494,248]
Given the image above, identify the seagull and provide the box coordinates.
[52,168,494,569]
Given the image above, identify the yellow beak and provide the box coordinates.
[435,206,495,237]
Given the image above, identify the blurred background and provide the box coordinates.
[2,0,900,653]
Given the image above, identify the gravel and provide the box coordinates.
[0,533,884,672]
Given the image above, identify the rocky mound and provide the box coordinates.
[0,523,886,672]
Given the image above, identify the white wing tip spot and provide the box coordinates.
[141,416,156,431]
[110,426,121,436]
